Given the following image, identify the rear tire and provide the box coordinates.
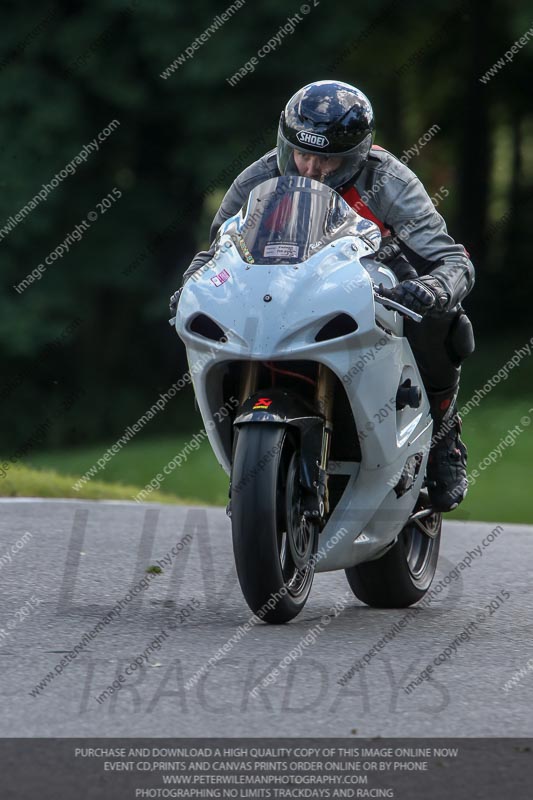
[345,492,441,608]
[231,424,318,624]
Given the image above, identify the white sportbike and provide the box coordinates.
[175,176,441,623]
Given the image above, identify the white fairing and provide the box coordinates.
[176,199,432,572]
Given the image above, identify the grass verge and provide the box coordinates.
[0,463,187,504]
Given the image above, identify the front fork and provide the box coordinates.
[314,363,334,519]
[237,361,335,522]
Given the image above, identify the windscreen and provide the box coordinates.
[234,176,372,265]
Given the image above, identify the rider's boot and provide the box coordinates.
[426,385,468,512]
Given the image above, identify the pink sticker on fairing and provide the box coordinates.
[211,268,230,287]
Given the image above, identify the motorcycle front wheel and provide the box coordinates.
[231,424,318,624]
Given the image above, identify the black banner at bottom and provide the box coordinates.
[1,738,531,799]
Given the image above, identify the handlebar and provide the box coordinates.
[372,285,423,324]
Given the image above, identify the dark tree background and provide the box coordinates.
[1,0,531,451]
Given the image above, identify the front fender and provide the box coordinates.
[234,389,323,496]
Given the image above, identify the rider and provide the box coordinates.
[170,80,475,512]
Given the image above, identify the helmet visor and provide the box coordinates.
[277,128,372,190]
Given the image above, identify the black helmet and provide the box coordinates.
[277,80,375,190]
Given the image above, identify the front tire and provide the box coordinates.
[345,492,441,608]
[231,424,318,624]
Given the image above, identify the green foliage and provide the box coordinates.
[26,432,230,506]
[0,0,531,457]
[0,462,184,503]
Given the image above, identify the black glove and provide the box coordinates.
[169,287,183,319]
[383,275,450,317]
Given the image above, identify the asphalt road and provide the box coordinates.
[0,498,531,737]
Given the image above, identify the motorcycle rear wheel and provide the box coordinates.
[344,492,441,608]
